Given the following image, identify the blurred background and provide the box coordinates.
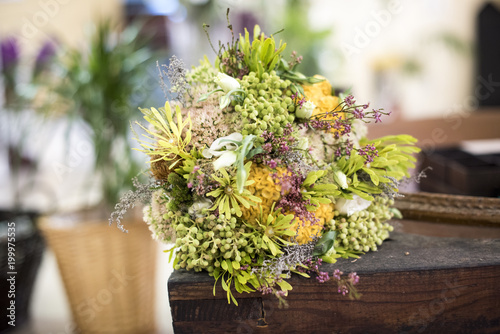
[0,0,499,333]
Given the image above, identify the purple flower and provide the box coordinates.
[297,97,305,108]
[34,40,56,70]
[338,285,349,296]
[344,94,355,107]
[335,139,353,158]
[267,159,277,169]
[0,37,19,70]
[275,290,287,297]
[348,272,360,285]
[373,109,382,123]
[353,107,364,119]
[358,144,379,164]
[316,271,330,283]
[333,269,343,280]
[262,143,272,153]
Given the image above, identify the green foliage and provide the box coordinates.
[336,154,381,201]
[361,135,421,179]
[243,205,296,257]
[301,170,340,209]
[238,25,287,79]
[166,173,193,211]
[276,58,325,97]
[206,163,261,219]
[334,135,420,201]
[313,230,336,256]
[52,21,154,208]
[135,101,193,162]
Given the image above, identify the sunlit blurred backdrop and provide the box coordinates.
[1,0,499,333]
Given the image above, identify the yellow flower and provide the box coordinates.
[241,164,284,224]
[289,203,335,245]
[302,76,344,134]
[242,163,335,245]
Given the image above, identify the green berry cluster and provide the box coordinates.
[186,58,217,88]
[334,197,395,252]
[172,213,256,273]
[235,71,296,141]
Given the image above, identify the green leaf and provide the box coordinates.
[221,260,228,271]
[276,280,293,292]
[226,260,233,274]
[234,279,244,293]
[247,146,264,159]
[313,230,336,256]
[362,167,380,186]
[220,95,231,109]
[390,207,403,219]
[221,275,228,291]
[237,273,248,285]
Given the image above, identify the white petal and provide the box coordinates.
[202,148,213,158]
[226,132,243,142]
[209,132,243,153]
[215,73,241,93]
[213,151,237,170]
[209,137,225,152]
[335,195,372,216]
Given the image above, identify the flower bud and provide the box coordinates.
[215,72,240,93]
[296,100,315,119]
[333,170,349,189]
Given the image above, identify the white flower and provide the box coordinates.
[296,100,315,119]
[335,195,372,216]
[333,170,349,189]
[203,132,242,170]
[188,199,212,218]
[214,72,240,93]
[297,137,309,151]
[213,151,237,170]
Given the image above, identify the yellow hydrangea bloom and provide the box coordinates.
[242,163,335,245]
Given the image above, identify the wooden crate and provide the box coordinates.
[168,194,500,333]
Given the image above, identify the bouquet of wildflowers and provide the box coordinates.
[111,23,420,305]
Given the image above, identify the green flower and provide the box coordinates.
[206,162,261,219]
[244,204,296,256]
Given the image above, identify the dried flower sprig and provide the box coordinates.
[109,178,161,232]
[157,56,190,105]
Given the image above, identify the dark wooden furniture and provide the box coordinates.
[168,228,500,333]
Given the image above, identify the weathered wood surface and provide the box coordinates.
[394,192,500,226]
[168,231,500,334]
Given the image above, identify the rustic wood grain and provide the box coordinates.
[168,231,500,333]
[394,192,500,226]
